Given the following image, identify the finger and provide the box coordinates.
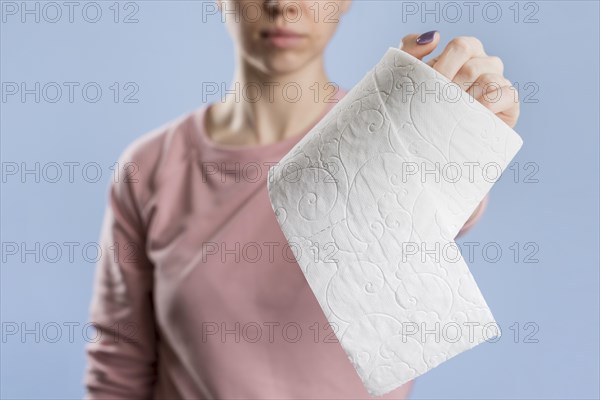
[468,73,519,123]
[432,36,486,80]
[426,56,439,68]
[465,73,510,101]
[475,84,516,114]
[453,56,504,91]
[399,31,440,61]
[477,85,520,127]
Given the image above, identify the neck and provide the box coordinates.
[209,51,333,146]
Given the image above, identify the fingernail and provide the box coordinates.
[416,30,437,45]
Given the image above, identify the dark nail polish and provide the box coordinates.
[416,30,437,45]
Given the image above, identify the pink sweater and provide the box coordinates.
[85,88,484,399]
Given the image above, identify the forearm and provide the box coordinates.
[456,194,489,238]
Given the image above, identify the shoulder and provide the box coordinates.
[119,107,204,169]
[336,86,350,99]
[111,106,206,212]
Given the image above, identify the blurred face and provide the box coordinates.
[218,0,351,75]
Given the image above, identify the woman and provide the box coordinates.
[84,0,519,398]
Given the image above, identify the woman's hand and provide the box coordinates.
[400,31,520,128]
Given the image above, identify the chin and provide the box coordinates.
[262,62,303,76]
[259,52,314,76]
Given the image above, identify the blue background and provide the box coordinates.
[1,1,598,398]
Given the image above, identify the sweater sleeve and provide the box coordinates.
[84,164,157,399]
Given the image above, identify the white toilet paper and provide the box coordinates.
[267,47,523,396]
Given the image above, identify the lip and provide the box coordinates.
[260,28,307,49]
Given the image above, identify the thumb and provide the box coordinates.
[399,31,440,61]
